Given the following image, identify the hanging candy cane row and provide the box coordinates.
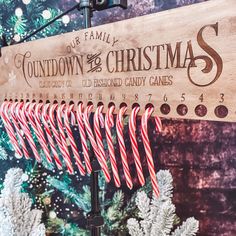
[0,101,162,197]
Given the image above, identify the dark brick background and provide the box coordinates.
[158,120,236,235]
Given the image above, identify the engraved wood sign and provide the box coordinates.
[0,0,236,122]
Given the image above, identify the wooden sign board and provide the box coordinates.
[0,0,236,122]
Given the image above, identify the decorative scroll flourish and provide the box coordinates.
[0,101,162,197]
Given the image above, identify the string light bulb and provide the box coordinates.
[62,15,70,25]
[15,8,23,17]
[13,34,21,42]
[22,0,31,5]
[42,10,52,20]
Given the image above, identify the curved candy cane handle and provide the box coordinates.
[56,104,74,174]
[42,103,63,169]
[0,101,23,157]
[16,102,41,161]
[84,104,111,182]
[10,102,30,159]
[49,103,74,174]
[105,105,121,187]
[141,106,162,197]
[129,106,145,186]
[94,105,107,163]
[116,106,133,189]
[76,103,92,173]
[34,103,53,164]
[64,104,86,176]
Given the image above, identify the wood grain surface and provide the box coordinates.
[0,0,235,122]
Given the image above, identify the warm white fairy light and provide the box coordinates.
[42,10,52,20]
[62,15,70,25]
[22,0,31,5]
[13,34,21,42]
[15,8,23,17]
[49,211,57,219]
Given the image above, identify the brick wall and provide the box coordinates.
[157,120,236,235]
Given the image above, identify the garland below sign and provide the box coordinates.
[0,0,236,122]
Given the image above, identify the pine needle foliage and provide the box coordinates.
[171,218,199,236]
[47,176,91,213]
[0,168,46,236]
[127,170,199,236]
[0,0,67,43]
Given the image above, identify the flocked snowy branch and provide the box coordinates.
[127,170,199,236]
[0,168,46,236]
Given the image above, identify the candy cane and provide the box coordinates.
[94,105,106,162]
[15,102,41,162]
[42,103,62,169]
[155,116,162,133]
[105,105,121,187]
[56,104,74,174]
[0,101,22,157]
[9,102,30,159]
[49,104,63,148]
[83,104,111,182]
[116,106,133,189]
[64,104,85,175]
[141,106,161,197]
[49,103,74,173]
[33,103,53,164]
[76,103,92,173]
[129,106,145,186]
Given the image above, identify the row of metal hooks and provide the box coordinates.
[0,101,162,197]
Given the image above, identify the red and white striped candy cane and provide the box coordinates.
[49,104,63,148]
[76,103,92,173]
[105,105,121,187]
[0,101,23,157]
[9,102,30,159]
[83,104,111,182]
[116,106,133,189]
[64,104,86,176]
[94,105,107,163]
[129,106,145,186]
[56,104,74,174]
[34,103,53,164]
[141,106,162,197]
[49,103,73,172]
[42,103,62,169]
[15,102,41,162]
[155,116,162,133]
